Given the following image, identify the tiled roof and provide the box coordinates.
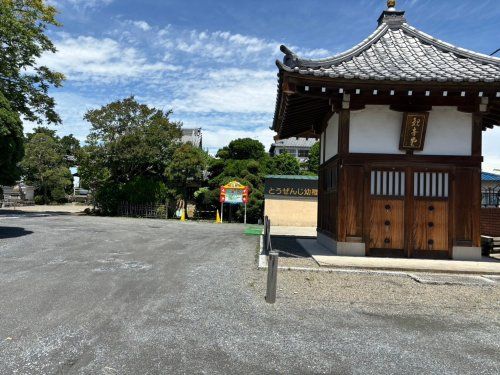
[482,172,500,182]
[271,137,318,148]
[277,10,500,84]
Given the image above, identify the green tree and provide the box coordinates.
[165,143,208,214]
[307,142,320,174]
[25,126,57,142]
[272,152,301,175]
[21,132,71,203]
[83,97,182,182]
[206,138,274,223]
[221,138,266,160]
[80,97,183,214]
[60,134,81,162]
[77,143,110,195]
[0,0,64,124]
[0,92,24,185]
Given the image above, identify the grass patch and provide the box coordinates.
[244,227,263,236]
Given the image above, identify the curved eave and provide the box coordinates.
[279,20,500,84]
[279,23,389,69]
[272,67,329,139]
[483,100,500,131]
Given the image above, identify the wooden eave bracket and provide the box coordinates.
[342,94,350,109]
[479,97,489,113]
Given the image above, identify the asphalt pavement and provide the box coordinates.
[0,212,499,374]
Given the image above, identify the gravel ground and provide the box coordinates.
[0,212,499,374]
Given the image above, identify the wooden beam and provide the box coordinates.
[285,72,500,93]
[472,114,482,157]
[390,104,432,112]
[338,109,350,155]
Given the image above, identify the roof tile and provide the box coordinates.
[277,16,500,83]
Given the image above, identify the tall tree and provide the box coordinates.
[25,126,57,142]
[21,132,71,203]
[307,142,320,174]
[272,152,301,175]
[0,0,64,124]
[218,138,266,160]
[83,97,182,182]
[59,134,80,166]
[0,92,24,185]
[207,138,273,223]
[165,143,208,214]
[80,97,182,213]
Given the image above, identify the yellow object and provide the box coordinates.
[222,180,246,190]
[180,209,186,221]
[216,210,222,223]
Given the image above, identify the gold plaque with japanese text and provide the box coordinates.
[399,112,429,151]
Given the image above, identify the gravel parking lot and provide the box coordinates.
[0,212,499,374]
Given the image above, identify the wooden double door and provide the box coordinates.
[367,168,451,258]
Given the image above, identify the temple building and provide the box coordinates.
[272,1,500,260]
[269,137,318,164]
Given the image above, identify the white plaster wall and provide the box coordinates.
[349,105,472,156]
[349,105,404,154]
[324,113,339,161]
[416,107,472,156]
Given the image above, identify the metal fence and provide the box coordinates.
[117,202,168,219]
[482,186,500,208]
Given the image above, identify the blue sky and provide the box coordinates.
[35,0,500,170]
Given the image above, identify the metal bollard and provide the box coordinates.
[265,251,279,304]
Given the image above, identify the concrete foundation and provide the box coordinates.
[452,246,482,261]
[317,232,366,257]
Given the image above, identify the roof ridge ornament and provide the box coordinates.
[378,0,405,27]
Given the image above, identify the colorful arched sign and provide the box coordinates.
[220,181,249,205]
[219,181,250,224]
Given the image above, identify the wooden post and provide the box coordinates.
[244,203,247,225]
[220,202,223,223]
[263,216,268,252]
[265,251,279,304]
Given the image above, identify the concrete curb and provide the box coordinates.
[257,235,500,279]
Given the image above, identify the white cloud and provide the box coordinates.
[132,21,151,32]
[35,23,333,151]
[168,69,277,114]
[160,29,280,63]
[153,26,332,65]
[48,0,114,11]
[39,34,179,83]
